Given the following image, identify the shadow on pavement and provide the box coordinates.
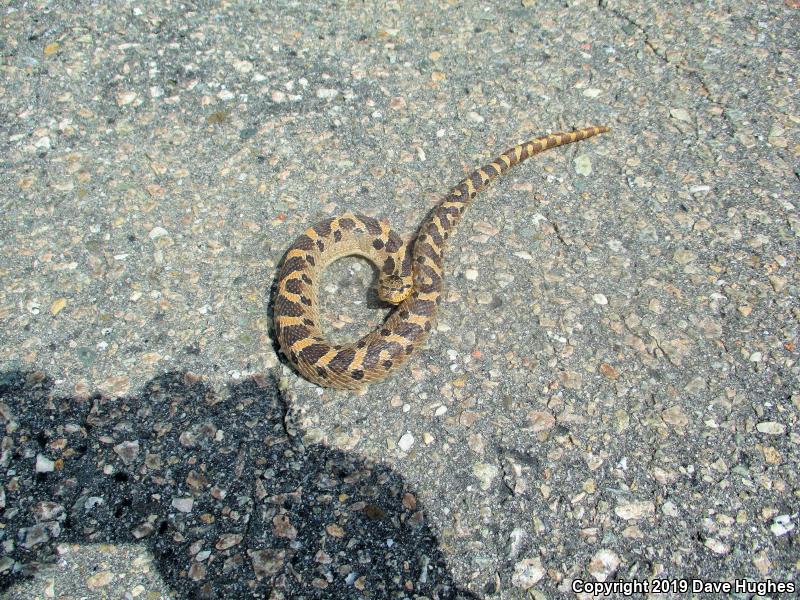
[0,370,477,599]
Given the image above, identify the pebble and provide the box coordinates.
[398,432,415,451]
[232,59,253,73]
[248,549,285,578]
[592,293,608,305]
[768,275,787,292]
[273,515,297,539]
[113,440,140,465]
[473,463,499,491]
[132,522,154,539]
[662,501,679,517]
[770,515,794,537]
[507,528,527,559]
[0,558,14,573]
[171,497,194,513]
[704,538,730,555]
[558,370,583,389]
[35,454,55,473]
[756,422,785,435]
[673,249,697,264]
[511,557,545,589]
[316,88,338,99]
[148,226,169,239]
[50,298,66,316]
[615,500,655,520]
[33,501,64,521]
[661,405,689,427]
[670,107,691,122]
[574,154,593,176]
[527,411,555,432]
[86,570,114,589]
[588,549,620,582]
[21,524,51,548]
[117,91,137,106]
[473,221,499,236]
[599,363,619,379]
[215,533,243,550]
[188,562,206,581]
[464,269,479,281]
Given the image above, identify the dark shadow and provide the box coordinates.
[0,370,477,599]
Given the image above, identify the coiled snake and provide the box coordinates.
[274,126,609,389]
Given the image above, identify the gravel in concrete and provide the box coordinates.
[1,0,798,598]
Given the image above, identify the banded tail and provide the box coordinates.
[422,126,610,246]
[457,125,610,201]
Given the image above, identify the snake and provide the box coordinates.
[274,125,609,389]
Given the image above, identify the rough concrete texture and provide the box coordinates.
[1,0,798,598]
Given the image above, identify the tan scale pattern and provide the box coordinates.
[274,126,609,389]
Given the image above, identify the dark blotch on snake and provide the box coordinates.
[426,223,443,247]
[411,300,435,316]
[281,324,310,345]
[313,220,332,237]
[280,256,308,277]
[385,235,402,253]
[396,321,423,340]
[328,348,356,372]
[299,343,329,364]
[293,235,315,251]
[276,299,304,317]
[360,215,382,235]
[284,279,304,294]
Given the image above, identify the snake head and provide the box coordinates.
[378,274,413,304]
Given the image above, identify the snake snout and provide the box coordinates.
[378,273,413,304]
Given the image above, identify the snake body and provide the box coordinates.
[274,126,609,389]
